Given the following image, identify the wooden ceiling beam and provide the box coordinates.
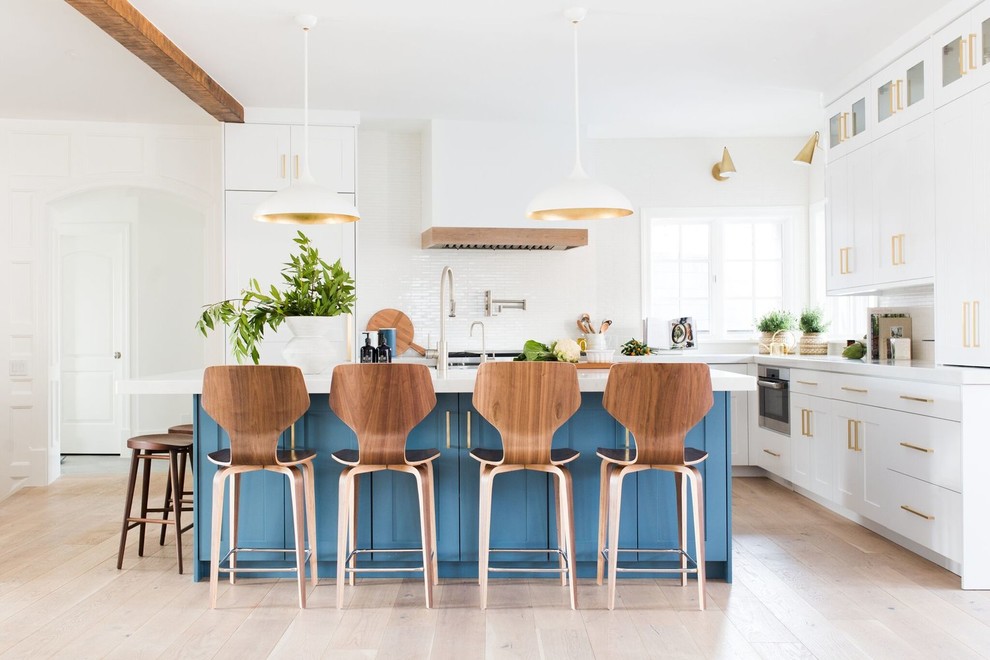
[65,0,244,122]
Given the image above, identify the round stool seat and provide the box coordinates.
[127,434,193,452]
[168,424,194,435]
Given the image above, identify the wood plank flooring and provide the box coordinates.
[1,466,988,659]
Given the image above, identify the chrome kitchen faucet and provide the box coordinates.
[437,266,456,377]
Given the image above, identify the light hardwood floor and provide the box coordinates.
[1,467,988,659]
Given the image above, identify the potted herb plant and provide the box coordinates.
[196,231,356,372]
[798,307,830,355]
[755,309,796,354]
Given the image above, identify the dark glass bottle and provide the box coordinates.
[360,333,378,364]
[377,331,392,364]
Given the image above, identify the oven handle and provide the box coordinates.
[757,379,787,390]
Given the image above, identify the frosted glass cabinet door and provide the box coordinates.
[934,3,990,108]
[824,83,872,161]
[872,41,932,138]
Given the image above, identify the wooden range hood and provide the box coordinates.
[421,227,587,251]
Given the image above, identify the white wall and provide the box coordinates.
[0,119,221,500]
[358,127,813,354]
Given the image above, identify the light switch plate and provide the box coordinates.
[9,360,28,377]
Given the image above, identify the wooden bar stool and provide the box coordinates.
[329,363,439,609]
[471,361,581,610]
[202,365,318,609]
[117,434,193,573]
[160,423,194,546]
[596,362,713,610]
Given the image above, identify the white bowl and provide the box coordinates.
[585,349,614,364]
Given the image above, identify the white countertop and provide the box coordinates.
[116,363,756,395]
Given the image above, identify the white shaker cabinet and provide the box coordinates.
[791,392,833,500]
[872,41,933,139]
[871,115,935,286]
[826,146,874,293]
[224,123,355,193]
[933,0,990,108]
[831,400,886,523]
[935,83,990,367]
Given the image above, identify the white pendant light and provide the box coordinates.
[527,7,633,222]
[254,15,359,225]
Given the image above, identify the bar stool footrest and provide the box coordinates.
[217,546,313,575]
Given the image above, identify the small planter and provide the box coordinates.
[758,331,776,355]
[798,332,828,355]
[282,315,349,374]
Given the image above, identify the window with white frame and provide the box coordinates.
[642,208,801,339]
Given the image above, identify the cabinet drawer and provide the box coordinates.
[885,469,961,562]
[790,369,831,396]
[755,430,789,481]
[875,380,960,420]
[832,374,878,403]
[884,410,961,492]
[831,373,960,420]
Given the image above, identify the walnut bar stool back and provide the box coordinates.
[116,434,193,573]
[471,361,581,610]
[329,363,439,609]
[201,365,317,609]
[597,362,713,610]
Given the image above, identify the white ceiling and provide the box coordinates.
[1,0,960,137]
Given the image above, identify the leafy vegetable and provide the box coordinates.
[515,339,557,361]
[620,338,653,356]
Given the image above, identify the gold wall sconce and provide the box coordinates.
[711,147,736,181]
[793,131,820,166]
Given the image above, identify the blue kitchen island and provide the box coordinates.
[122,366,755,582]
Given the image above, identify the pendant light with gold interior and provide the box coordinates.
[254,15,359,224]
[526,8,633,221]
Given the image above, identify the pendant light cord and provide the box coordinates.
[302,24,310,177]
[571,17,582,171]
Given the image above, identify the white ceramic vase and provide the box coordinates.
[282,315,348,374]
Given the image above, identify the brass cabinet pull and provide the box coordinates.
[891,234,897,265]
[801,409,807,436]
[466,411,472,449]
[901,504,935,521]
[969,33,978,71]
[896,79,904,111]
[796,380,818,386]
[899,441,934,454]
[763,449,781,458]
[899,395,933,404]
[974,300,980,348]
[842,112,851,140]
[445,411,451,449]
[889,81,897,115]
[280,154,287,179]
[841,386,868,394]
[959,38,967,76]
[625,427,630,448]
[854,420,862,452]
[898,234,905,264]
[847,419,854,450]
[294,155,300,179]
[963,301,971,347]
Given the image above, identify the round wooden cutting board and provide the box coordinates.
[365,308,426,356]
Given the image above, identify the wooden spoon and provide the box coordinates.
[599,320,612,334]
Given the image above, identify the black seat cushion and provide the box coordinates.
[330,448,441,466]
[207,447,316,467]
[469,447,579,466]
[596,446,708,466]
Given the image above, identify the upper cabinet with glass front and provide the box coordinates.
[826,82,873,161]
[872,41,932,138]
[934,0,990,108]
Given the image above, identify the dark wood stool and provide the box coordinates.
[117,434,194,573]
[168,424,193,435]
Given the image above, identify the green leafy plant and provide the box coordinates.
[756,309,796,333]
[196,231,355,364]
[513,338,581,363]
[799,307,830,334]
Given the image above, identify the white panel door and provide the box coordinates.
[224,123,291,191]
[291,125,356,193]
[58,226,126,454]
[832,401,862,512]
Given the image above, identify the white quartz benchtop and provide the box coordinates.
[116,365,756,395]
